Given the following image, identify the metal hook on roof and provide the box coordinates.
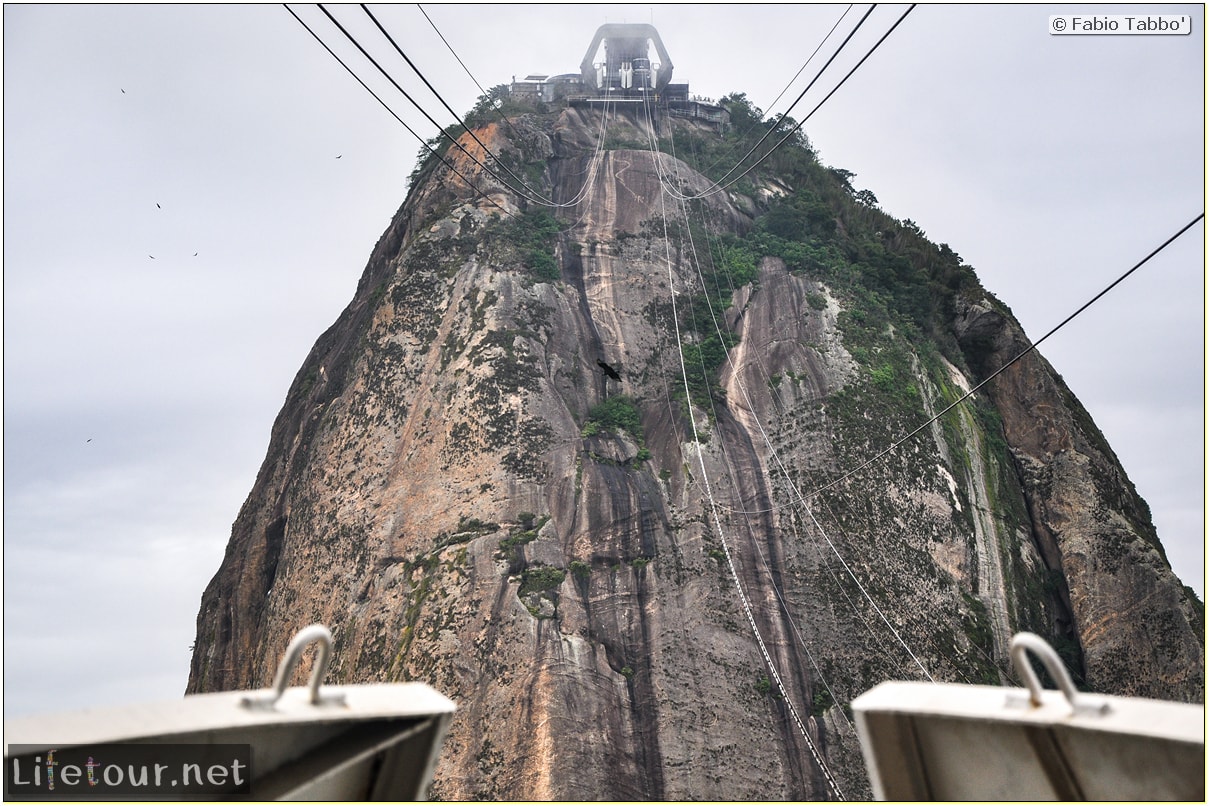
[240,624,345,710]
[1008,632,1109,717]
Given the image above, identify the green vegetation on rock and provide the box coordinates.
[582,395,643,440]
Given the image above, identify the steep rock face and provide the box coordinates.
[953,299,1204,697]
[188,105,1202,800]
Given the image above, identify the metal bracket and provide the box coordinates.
[1005,632,1110,717]
[240,624,346,710]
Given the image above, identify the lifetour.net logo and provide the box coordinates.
[5,744,251,799]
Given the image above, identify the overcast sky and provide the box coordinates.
[4,4,1203,720]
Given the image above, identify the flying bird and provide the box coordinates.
[149,255,156,259]
[120,88,125,94]
[597,359,621,381]
[156,203,161,209]
[336,155,342,159]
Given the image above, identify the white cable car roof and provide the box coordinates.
[852,633,1205,801]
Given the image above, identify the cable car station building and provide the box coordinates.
[508,24,728,127]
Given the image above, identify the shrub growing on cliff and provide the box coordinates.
[463,84,531,128]
[506,210,561,284]
[518,565,566,596]
[582,396,643,441]
[457,516,499,533]
[679,326,738,412]
[497,516,548,564]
